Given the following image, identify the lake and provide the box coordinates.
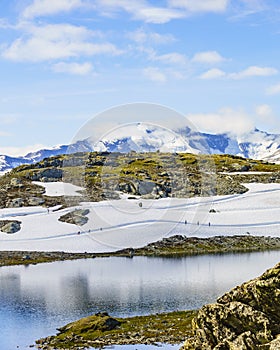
[1,251,280,350]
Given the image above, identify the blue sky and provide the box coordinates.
[1,0,280,155]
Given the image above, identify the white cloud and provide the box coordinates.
[127,28,175,45]
[187,108,255,135]
[143,67,167,82]
[0,144,51,157]
[135,7,185,23]
[254,104,278,131]
[22,0,83,19]
[266,83,280,95]
[168,0,229,13]
[52,61,93,75]
[95,0,185,23]
[199,66,278,80]
[255,104,272,117]
[93,0,230,23]
[151,52,188,65]
[137,46,188,66]
[199,68,226,79]
[192,51,226,64]
[2,23,121,62]
[229,66,278,79]
[229,0,268,21]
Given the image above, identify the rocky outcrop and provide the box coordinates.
[10,177,22,186]
[182,262,280,349]
[59,209,89,226]
[59,312,121,334]
[7,197,25,208]
[0,220,21,234]
[30,168,63,181]
[27,197,45,206]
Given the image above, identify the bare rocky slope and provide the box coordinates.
[0,151,280,209]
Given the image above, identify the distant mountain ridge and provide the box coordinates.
[1,125,280,173]
[88,124,280,162]
[0,141,91,173]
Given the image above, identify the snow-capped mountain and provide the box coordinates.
[93,123,199,154]
[1,125,280,173]
[191,128,280,160]
[91,124,280,162]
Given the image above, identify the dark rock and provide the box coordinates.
[27,197,45,206]
[118,182,136,194]
[240,165,251,172]
[8,198,24,208]
[58,209,89,226]
[0,220,21,234]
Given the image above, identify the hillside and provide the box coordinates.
[0,151,279,210]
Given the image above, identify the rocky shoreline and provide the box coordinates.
[0,250,96,267]
[115,235,280,257]
[1,235,280,267]
[35,262,280,350]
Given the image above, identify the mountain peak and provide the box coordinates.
[1,126,280,173]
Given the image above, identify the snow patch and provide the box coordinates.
[32,181,85,197]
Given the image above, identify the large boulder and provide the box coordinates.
[182,262,280,349]
[137,180,156,195]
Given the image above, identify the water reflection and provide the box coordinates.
[0,251,279,350]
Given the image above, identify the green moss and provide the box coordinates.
[36,310,197,349]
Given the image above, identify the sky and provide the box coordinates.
[1,0,280,156]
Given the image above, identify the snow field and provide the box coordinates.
[0,182,279,252]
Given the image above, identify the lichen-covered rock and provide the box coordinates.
[0,220,21,234]
[8,197,24,208]
[269,336,280,350]
[10,177,22,186]
[182,262,280,350]
[58,312,121,334]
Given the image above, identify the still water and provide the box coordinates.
[1,251,280,350]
